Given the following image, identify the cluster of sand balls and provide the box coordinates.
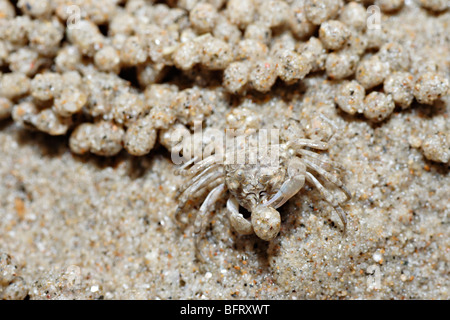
[0,0,448,162]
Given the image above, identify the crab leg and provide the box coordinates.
[183,154,218,176]
[176,163,219,197]
[297,148,345,172]
[288,139,329,150]
[303,158,351,201]
[194,183,226,234]
[305,172,347,233]
[191,176,224,200]
[175,169,225,214]
[194,183,226,262]
[174,156,199,176]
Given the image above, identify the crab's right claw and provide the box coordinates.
[265,157,306,209]
[227,197,253,235]
[264,174,305,209]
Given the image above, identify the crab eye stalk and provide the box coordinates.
[251,205,281,241]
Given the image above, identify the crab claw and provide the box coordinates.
[227,197,253,235]
[251,205,281,241]
[264,157,306,209]
[264,174,305,209]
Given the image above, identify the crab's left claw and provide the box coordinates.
[264,157,306,209]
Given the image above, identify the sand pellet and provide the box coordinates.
[326,51,359,80]
[356,55,390,90]
[339,2,367,31]
[383,72,414,109]
[413,72,449,105]
[419,0,449,12]
[249,58,278,92]
[289,0,317,39]
[236,39,269,61]
[0,72,31,99]
[113,91,147,127]
[297,37,327,72]
[363,91,396,122]
[378,42,410,71]
[200,35,233,70]
[70,121,125,156]
[7,48,43,76]
[275,50,312,84]
[421,133,449,163]
[213,16,242,44]
[11,101,38,129]
[223,61,252,94]
[375,0,405,12]
[0,97,12,120]
[258,0,290,28]
[124,116,158,156]
[53,87,88,117]
[319,20,351,51]
[335,80,366,115]
[94,46,121,73]
[30,72,62,101]
[189,2,218,33]
[304,0,342,25]
[244,23,272,45]
[226,0,255,28]
[31,108,71,136]
[173,40,201,70]
[120,36,148,66]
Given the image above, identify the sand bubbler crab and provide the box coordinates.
[174,118,351,259]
